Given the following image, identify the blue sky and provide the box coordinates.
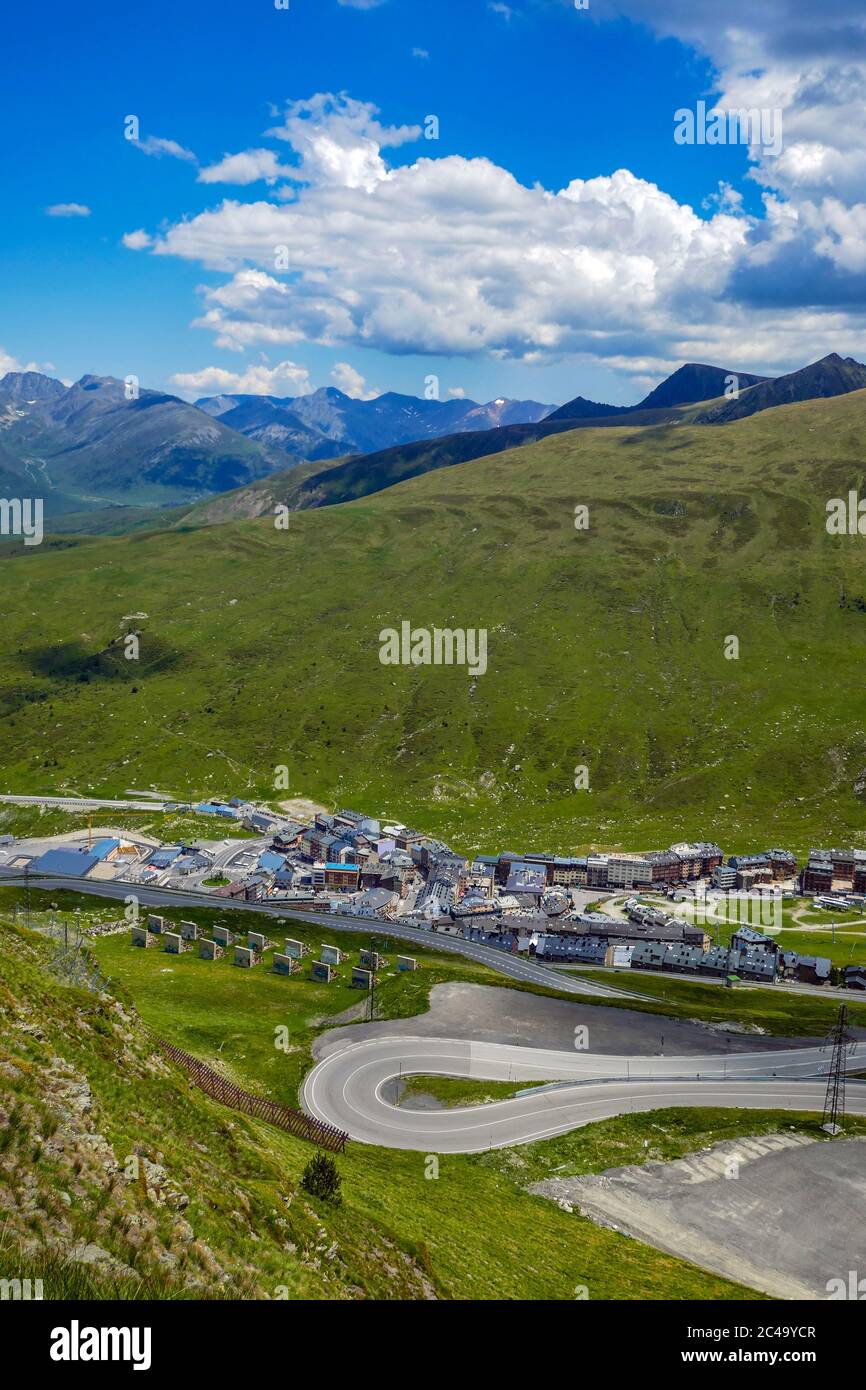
[3,0,866,407]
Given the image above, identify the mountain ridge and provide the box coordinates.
[276,352,866,519]
[546,362,770,422]
[692,354,866,424]
[195,385,555,460]
[5,353,865,533]
[0,371,296,514]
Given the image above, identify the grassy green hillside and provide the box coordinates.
[180,410,688,523]
[166,452,352,529]
[0,915,438,1299]
[2,904,785,1301]
[2,389,866,854]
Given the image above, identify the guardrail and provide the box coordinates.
[154,1036,348,1153]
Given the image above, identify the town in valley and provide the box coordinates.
[3,794,865,993]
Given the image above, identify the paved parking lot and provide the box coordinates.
[531,1134,866,1300]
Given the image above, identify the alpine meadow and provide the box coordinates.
[4,389,866,856]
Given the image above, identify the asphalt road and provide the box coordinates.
[0,794,169,812]
[301,1035,865,1152]
[0,869,636,1000]
[9,866,863,1155]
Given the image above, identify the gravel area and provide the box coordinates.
[312,981,821,1060]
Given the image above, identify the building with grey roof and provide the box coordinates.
[731,925,778,952]
[630,941,669,971]
[28,848,99,877]
[700,945,733,976]
[534,934,609,964]
[575,914,708,947]
[730,946,777,982]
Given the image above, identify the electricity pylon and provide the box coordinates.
[822,1004,853,1135]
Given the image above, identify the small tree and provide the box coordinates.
[301,1151,342,1205]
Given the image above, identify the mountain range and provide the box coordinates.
[545,362,769,421]
[195,387,554,459]
[0,372,293,518]
[0,371,551,522]
[177,353,866,527]
[2,354,865,532]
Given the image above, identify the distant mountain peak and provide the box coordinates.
[545,394,629,422]
[0,370,67,404]
[634,362,769,412]
[191,386,553,461]
[75,373,120,388]
[375,390,423,405]
[692,351,866,425]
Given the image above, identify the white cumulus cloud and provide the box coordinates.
[600,0,866,306]
[149,145,749,363]
[330,361,377,398]
[170,359,312,397]
[122,229,153,250]
[130,79,866,379]
[198,149,295,186]
[267,92,421,191]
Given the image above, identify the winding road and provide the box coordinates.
[8,866,866,1154]
[301,1035,866,1152]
